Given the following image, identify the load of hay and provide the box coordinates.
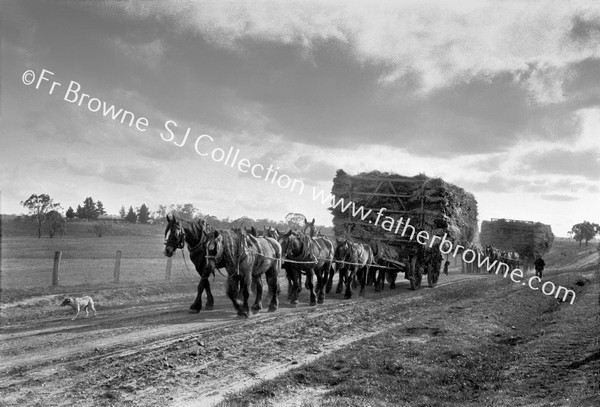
[330,169,478,248]
[479,219,554,258]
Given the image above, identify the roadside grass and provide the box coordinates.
[219,271,596,407]
[544,239,599,271]
[0,280,205,324]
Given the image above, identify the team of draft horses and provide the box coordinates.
[163,214,516,318]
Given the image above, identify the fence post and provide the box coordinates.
[114,250,122,283]
[52,251,61,287]
[165,256,172,281]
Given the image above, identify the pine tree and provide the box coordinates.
[125,206,137,223]
[137,203,150,224]
[119,205,126,219]
[76,205,84,219]
[65,206,75,219]
[96,201,106,216]
[82,197,98,220]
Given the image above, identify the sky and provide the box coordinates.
[1,0,599,237]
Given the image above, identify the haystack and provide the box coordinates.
[330,169,478,248]
[479,219,554,258]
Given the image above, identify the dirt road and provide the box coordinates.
[0,273,485,406]
[1,267,597,407]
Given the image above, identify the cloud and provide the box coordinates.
[569,14,600,44]
[51,157,164,186]
[111,37,165,71]
[456,173,599,195]
[117,1,600,92]
[291,155,338,183]
[11,1,599,158]
[540,194,578,202]
[525,148,600,180]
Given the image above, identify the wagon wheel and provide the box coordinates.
[427,261,440,288]
[409,255,423,290]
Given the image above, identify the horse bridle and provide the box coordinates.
[165,224,185,251]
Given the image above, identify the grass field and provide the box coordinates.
[0,234,196,289]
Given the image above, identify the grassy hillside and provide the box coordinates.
[544,237,599,271]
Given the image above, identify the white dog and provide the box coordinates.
[61,296,97,320]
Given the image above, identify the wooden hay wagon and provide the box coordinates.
[479,218,554,269]
[330,170,479,290]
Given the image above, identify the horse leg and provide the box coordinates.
[290,267,300,306]
[189,279,206,313]
[251,275,263,314]
[240,274,251,318]
[366,268,374,286]
[231,275,250,319]
[285,266,294,301]
[306,268,316,306]
[227,276,244,316]
[390,269,397,289]
[204,278,215,310]
[344,268,355,299]
[359,266,368,297]
[266,267,280,312]
[336,268,345,294]
[374,268,383,292]
[316,266,326,304]
[325,265,334,293]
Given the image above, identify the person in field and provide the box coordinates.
[534,256,545,279]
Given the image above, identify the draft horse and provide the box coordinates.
[485,245,501,273]
[278,229,334,306]
[204,229,281,318]
[334,237,373,299]
[163,214,215,313]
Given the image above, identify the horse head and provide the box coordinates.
[278,229,303,259]
[263,225,279,240]
[163,214,185,257]
[303,218,316,237]
[334,237,351,263]
[245,226,258,237]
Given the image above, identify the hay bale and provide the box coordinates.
[330,169,478,247]
[479,219,554,257]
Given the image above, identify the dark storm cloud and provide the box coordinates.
[569,14,600,44]
[562,57,600,107]
[6,1,599,161]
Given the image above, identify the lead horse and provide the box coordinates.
[203,228,281,318]
[163,214,216,313]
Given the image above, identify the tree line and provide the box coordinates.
[19,193,319,238]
